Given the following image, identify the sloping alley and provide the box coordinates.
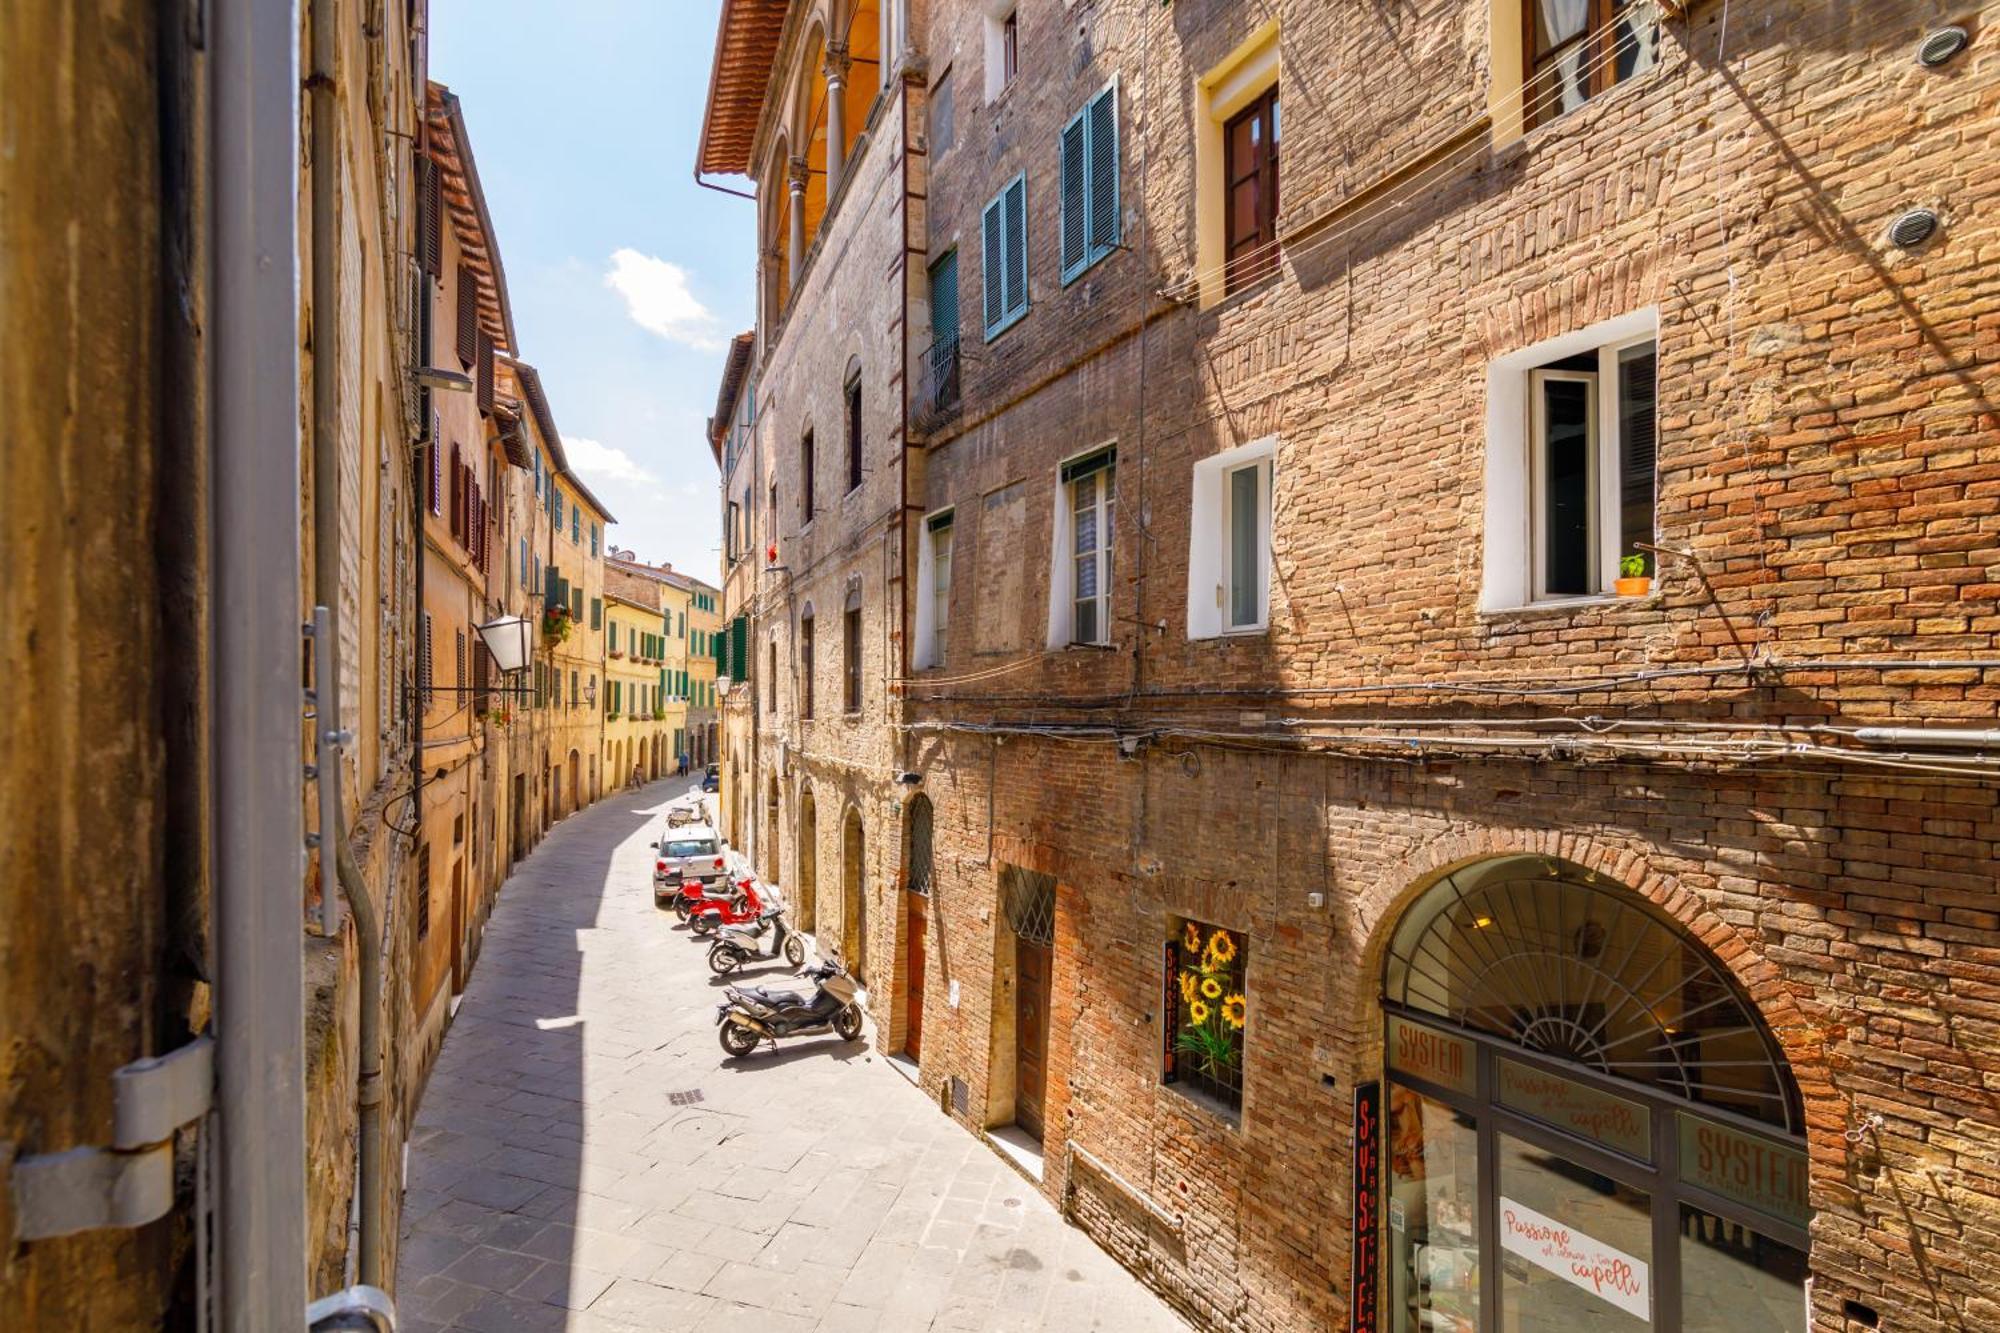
[393,781,1186,1332]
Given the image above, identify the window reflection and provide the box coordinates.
[1679,1206,1807,1333]
[1389,1087,1480,1333]
[1498,1134,1652,1330]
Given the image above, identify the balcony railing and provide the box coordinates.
[913,333,961,433]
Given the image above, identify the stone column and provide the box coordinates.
[787,156,808,289]
[823,44,852,196]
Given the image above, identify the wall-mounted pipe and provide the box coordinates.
[208,0,308,1324]
[1853,728,2000,750]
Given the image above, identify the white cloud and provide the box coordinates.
[603,248,722,349]
[563,435,659,487]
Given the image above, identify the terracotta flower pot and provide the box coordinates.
[1614,575,1652,597]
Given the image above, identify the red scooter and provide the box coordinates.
[689,876,766,938]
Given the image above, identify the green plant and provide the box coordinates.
[1619,553,1648,579]
[1174,1020,1239,1080]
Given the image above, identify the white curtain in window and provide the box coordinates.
[1536,0,1588,45]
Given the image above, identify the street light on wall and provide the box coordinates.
[475,615,533,674]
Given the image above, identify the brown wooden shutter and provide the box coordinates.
[417,157,443,277]
[428,441,442,515]
[449,445,463,540]
[475,331,495,414]
[420,612,434,706]
[456,265,478,367]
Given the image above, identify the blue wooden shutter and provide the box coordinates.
[1087,83,1120,257]
[1003,176,1027,320]
[929,250,959,342]
[981,194,1004,336]
[1060,111,1087,282]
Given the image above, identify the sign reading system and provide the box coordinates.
[1386,1014,1476,1096]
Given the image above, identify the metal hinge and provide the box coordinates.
[7,1035,214,1241]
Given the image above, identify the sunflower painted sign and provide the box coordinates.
[1166,920,1246,1110]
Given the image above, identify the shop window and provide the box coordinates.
[1164,919,1246,1114]
[1187,437,1275,639]
[1482,308,1657,610]
[1387,1087,1478,1331]
[1047,448,1115,647]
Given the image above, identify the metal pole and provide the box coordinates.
[210,0,308,1324]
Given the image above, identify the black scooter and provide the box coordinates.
[716,959,864,1056]
[708,908,807,974]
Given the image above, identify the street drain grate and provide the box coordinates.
[669,1089,705,1107]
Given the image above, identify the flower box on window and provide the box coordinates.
[1165,920,1246,1114]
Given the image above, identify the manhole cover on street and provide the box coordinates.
[668,1089,705,1106]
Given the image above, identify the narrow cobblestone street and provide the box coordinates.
[394,781,1186,1332]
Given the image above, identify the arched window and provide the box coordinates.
[844,356,863,493]
[905,793,933,895]
[1378,856,1809,1333]
[799,603,816,718]
[842,585,863,713]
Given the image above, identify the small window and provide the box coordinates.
[1165,919,1245,1114]
[981,174,1029,340]
[416,845,432,939]
[928,511,954,667]
[845,368,863,493]
[1223,457,1272,631]
[1527,0,1662,131]
[1223,86,1280,295]
[1004,10,1018,84]
[800,607,816,719]
[1065,452,1115,645]
[768,640,778,713]
[843,588,862,714]
[930,68,954,157]
[801,428,816,523]
[985,5,1018,98]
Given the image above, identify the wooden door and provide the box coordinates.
[905,890,927,1061]
[1015,937,1051,1142]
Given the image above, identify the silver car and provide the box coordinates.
[653,823,725,905]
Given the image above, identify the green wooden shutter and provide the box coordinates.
[1060,111,1087,281]
[591,597,602,630]
[1087,82,1120,258]
[929,250,959,343]
[981,193,1004,336]
[1003,175,1027,320]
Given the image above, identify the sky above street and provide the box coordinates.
[432,0,749,586]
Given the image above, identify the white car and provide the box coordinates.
[652,823,726,906]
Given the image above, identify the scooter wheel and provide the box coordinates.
[719,1021,759,1058]
[784,935,806,967]
[708,945,740,976]
[834,1005,864,1042]
[673,896,690,922]
[691,914,716,937]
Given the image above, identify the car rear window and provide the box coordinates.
[666,839,717,858]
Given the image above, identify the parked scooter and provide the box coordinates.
[716,958,865,1056]
[688,877,765,937]
[708,907,806,974]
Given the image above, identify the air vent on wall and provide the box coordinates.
[1888,207,1940,249]
[1917,25,1970,67]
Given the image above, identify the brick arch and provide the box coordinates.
[1349,826,1836,1122]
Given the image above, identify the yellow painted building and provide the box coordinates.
[681,575,723,768]
[603,583,682,787]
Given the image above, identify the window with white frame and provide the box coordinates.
[915,508,955,670]
[1187,437,1275,639]
[1482,308,1658,609]
[1046,448,1115,647]
[984,2,1018,100]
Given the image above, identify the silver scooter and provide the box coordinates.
[707,906,807,974]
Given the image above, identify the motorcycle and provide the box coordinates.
[708,907,806,974]
[716,959,865,1056]
[688,877,766,938]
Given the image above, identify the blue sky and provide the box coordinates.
[432,0,751,586]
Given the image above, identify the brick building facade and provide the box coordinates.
[705,1,2000,1329]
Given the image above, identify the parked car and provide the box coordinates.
[653,823,725,905]
[700,763,720,793]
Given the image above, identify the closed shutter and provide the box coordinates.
[981,195,1004,334]
[1087,84,1120,257]
[429,441,442,515]
[591,597,602,630]
[1059,114,1087,280]
[544,565,560,607]
[449,446,463,540]
[929,250,959,342]
[472,638,490,712]
[420,612,433,706]
[416,157,442,276]
[731,616,749,682]
[475,331,495,414]
[456,265,478,367]
[455,630,466,695]
[571,585,582,620]
[1003,176,1027,317]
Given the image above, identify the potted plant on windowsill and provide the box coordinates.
[483,706,513,729]
[541,605,573,644]
[1615,554,1652,598]
[606,710,621,722]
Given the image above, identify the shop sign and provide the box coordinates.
[1678,1113,1810,1229]
[1386,1014,1476,1096]
[1498,1058,1652,1161]
[1351,1081,1379,1333]
[1498,1194,1651,1321]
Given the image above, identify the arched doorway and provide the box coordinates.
[765,776,781,892]
[902,794,933,1061]
[1376,855,1809,1333]
[796,784,817,932]
[567,748,580,815]
[841,806,865,983]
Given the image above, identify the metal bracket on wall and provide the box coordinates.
[7,1035,215,1241]
[307,1283,398,1331]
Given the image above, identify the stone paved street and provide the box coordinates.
[395,781,1186,1332]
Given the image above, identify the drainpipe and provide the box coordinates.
[308,0,389,1290]
[209,0,308,1325]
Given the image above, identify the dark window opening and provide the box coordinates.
[1223,86,1280,295]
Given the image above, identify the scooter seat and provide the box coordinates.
[738,985,807,1007]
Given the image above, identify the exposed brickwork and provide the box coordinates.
[713,0,2000,1329]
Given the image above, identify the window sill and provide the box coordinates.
[1480,592,1661,619]
[1190,623,1270,643]
[1162,1079,1242,1130]
[983,305,1028,344]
